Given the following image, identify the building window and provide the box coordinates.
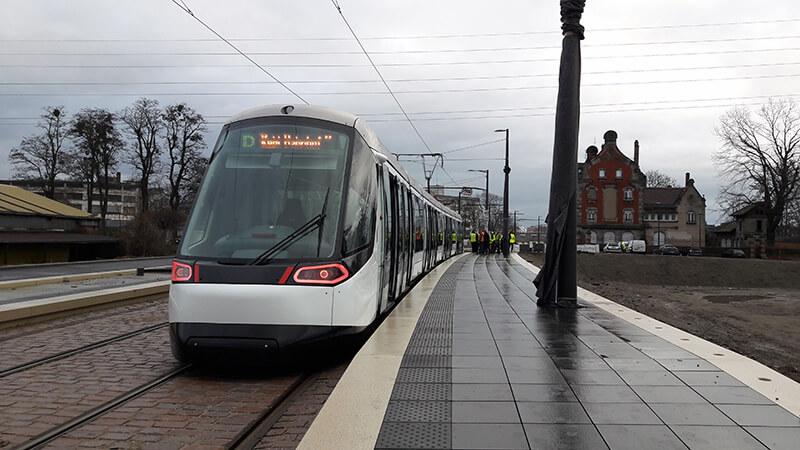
[757,220,763,232]
[623,209,633,223]
[623,187,633,201]
[587,208,597,222]
[598,168,606,179]
[616,168,623,179]
[587,187,597,202]
[687,211,696,223]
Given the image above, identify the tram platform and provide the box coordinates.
[301,252,800,449]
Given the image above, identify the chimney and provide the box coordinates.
[116,172,121,183]
[634,140,639,165]
[685,172,694,187]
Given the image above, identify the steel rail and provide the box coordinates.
[0,321,169,378]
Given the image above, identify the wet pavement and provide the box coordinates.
[372,253,800,449]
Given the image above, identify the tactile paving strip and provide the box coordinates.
[390,383,451,401]
[376,259,464,449]
[375,422,451,449]
[383,401,451,422]
[400,355,450,368]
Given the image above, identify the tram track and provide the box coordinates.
[15,364,192,450]
[226,370,321,450]
[0,321,169,379]
[0,299,162,344]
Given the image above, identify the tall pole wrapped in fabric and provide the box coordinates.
[533,0,585,307]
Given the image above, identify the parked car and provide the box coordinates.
[603,242,622,253]
[687,247,703,256]
[656,245,680,255]
[721,248,746,258]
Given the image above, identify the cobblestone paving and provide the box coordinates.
[46,369,300,449]
[0,299,167,372]
[255,361,349,449]
[0,328,179,447]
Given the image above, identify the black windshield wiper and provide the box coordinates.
[248,188,331,266]
[316,188,331,257]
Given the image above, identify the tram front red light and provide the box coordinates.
[293,263,349,285]
[172,261,193,282]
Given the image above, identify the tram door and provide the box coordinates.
[396,184,408,296]
[382,169,397,307]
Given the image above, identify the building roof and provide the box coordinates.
[0,231,118,244]
[644,187,683,207]
[0,184,93,218]
[714,221,737,233]
[732,202,767,217]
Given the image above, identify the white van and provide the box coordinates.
[626,240,646,253]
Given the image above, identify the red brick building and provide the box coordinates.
[577,130,707,249]
[577,130,646,245]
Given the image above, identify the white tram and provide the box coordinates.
[169,104,463,362]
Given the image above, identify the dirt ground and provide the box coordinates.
[521,252,800,383]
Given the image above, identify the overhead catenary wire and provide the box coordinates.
[330,0,433,154]
[167,0,307,105]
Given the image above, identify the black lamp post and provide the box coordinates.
[496,128,510,257]
[469,169,489,230]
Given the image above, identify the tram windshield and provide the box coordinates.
[179,118,350,262]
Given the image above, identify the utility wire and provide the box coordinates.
[9,34,800,56]
[3,61,799,87]
[168,0,307,104]
[330,0,432,154]
[3,73,796,97]
[5,47,800,69]
[3,18,798,43]
[442,139,506,155]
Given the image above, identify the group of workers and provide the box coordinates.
[469,229,515,254]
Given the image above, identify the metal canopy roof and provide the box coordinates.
[0,184,93,219]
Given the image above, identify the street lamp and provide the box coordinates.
[496,128,510,257]
[468,169,489,230]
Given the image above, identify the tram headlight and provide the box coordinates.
[293,263,349,285]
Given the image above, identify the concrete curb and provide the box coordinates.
[0,270,139,291]
[0,280,170,329]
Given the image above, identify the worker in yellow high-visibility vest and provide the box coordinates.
[470,231,477,252]
[509,232,516,252]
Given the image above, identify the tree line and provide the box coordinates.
[9,98,209,229]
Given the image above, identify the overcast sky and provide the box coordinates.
[2,0,799,225]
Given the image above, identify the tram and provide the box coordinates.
[169,104,463,362]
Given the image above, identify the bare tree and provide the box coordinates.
[70,108,122,229]
[121,98,162,212]
[645,169,678,188]
[9,106,69,198]
[714,98,800,244]
[162,103,208,211]
[181,155,209,210]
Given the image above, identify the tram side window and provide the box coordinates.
[414,196,424,252]
[342,136,376,255]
